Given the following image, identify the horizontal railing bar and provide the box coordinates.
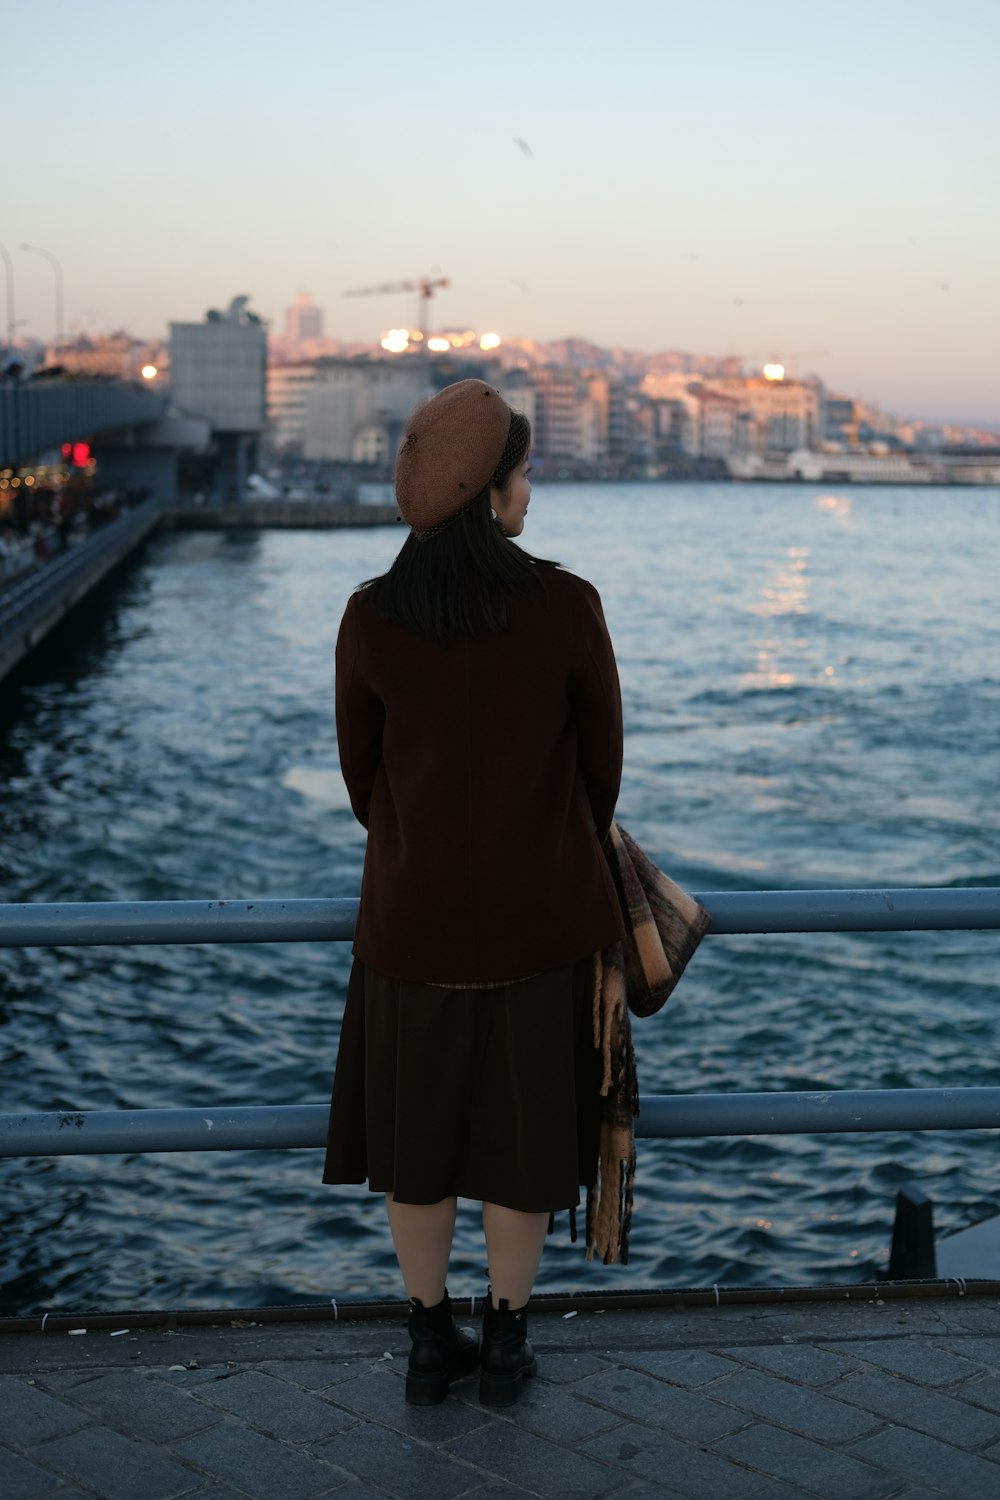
[0,888,998,947]
[4,1089,1000,1157]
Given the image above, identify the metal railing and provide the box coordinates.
[1,888,998,1157]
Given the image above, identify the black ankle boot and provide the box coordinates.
[405,1292,480,1405]
[479,1295,537,1407]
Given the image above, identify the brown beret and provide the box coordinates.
[395,379,512,531]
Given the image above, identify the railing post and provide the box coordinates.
[887,1185,937,1279]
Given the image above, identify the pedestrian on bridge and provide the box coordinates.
[323,379,624,1406]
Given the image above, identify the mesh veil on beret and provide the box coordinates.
[395,379,512,532]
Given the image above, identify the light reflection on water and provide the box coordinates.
[1,480,999,1314]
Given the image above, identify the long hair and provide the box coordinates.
[365,411,555,644]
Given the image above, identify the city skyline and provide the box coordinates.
[4,0,999,423]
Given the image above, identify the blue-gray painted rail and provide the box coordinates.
[1,887,998,947]
[1,887,998,1162]
[5,1088,1000,1158]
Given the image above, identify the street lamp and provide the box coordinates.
[0,240,13,351]
[20,242,64,346]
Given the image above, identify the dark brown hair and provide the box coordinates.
[364,412,555,644]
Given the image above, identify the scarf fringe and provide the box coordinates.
[582,825,709,1265]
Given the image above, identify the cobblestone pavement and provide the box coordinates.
[4,1294,1000,1498]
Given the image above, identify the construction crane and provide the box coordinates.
[343,275,450,340]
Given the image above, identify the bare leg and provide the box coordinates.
[482,1201,550,1309]
[385,1193,458,1305]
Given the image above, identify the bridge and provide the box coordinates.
[0,377,168,471]
[0,377,397,683]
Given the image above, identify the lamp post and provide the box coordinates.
[20,242,64,347]
[0,240,13,351]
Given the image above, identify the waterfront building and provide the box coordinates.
[528,366,581,464]
[496,372,537,435]
[641,374,704,459]
[607,380,630,463]
[267,363,317,454]
[284,292,324,344]
[578,373,610,465]
[694,386,743,460]
[302,357,432,463]
[169,297,267,498]
[651,396,698,458]
[717,376,820,454]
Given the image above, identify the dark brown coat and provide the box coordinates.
[335,564,625,982]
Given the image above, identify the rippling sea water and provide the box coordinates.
[2,481,999,1314]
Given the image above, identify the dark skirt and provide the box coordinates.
[322,957,601,1213]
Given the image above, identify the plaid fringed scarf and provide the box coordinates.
[583,824,711,1265]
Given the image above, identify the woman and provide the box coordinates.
[323,378,624,1406]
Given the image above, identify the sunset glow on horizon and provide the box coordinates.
[4,0,998,421]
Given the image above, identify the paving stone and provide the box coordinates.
[185,1488,260,1500]
[328,1368,486,1440]
[176,1420,344,1499]
[852,1426,1000,1496]
[25,1492,96,1500]
[572,1367,745,1443]
[891,1492,967,1500]
[714,1423,896,1500]
[33,1424,197,1500]
[153,1364,235,1388]
[41,1369,220,1444]
[258,1357,366,1390]
[720,1343,860,1388]
[0,1375,91,1445]
[192,1368,356,1443]
[460,1486,533,1499]
[448,1421,626,1499]
[955,1372,1000,1414]
[939,1336,1000,1371]
[600,1484,686,1499]
[452,1486,529,1499]
[823,1339,981,1387]
[315,1423,482,1499]
[29,1492,94,1500]
[708,1367,881,1444]
[478,1381,624,1444]
[0,1448,66,1500]
[618,1349,739,1388]
[535,1351,610,1385]
[580,1421,763,1499]
[332,1485,406,1500]
[833,1369,1000,1448]
[734,1487,819,1500]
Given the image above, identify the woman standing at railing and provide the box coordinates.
[323,380,624,1406]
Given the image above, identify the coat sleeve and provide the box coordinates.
[335,593,384,830]
[570,580,623,843]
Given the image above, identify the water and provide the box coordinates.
[2,481,999,1314]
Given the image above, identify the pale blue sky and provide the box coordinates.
[4,0,998,419]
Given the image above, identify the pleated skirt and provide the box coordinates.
[322,956,601,1213]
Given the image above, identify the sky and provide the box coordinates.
[4,0,999,421]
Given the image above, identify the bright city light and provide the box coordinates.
[141,365,158,379]
[480,332,502,351]
[763,363,785,382]
[427,337,450,352]
[380,329,410,354]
